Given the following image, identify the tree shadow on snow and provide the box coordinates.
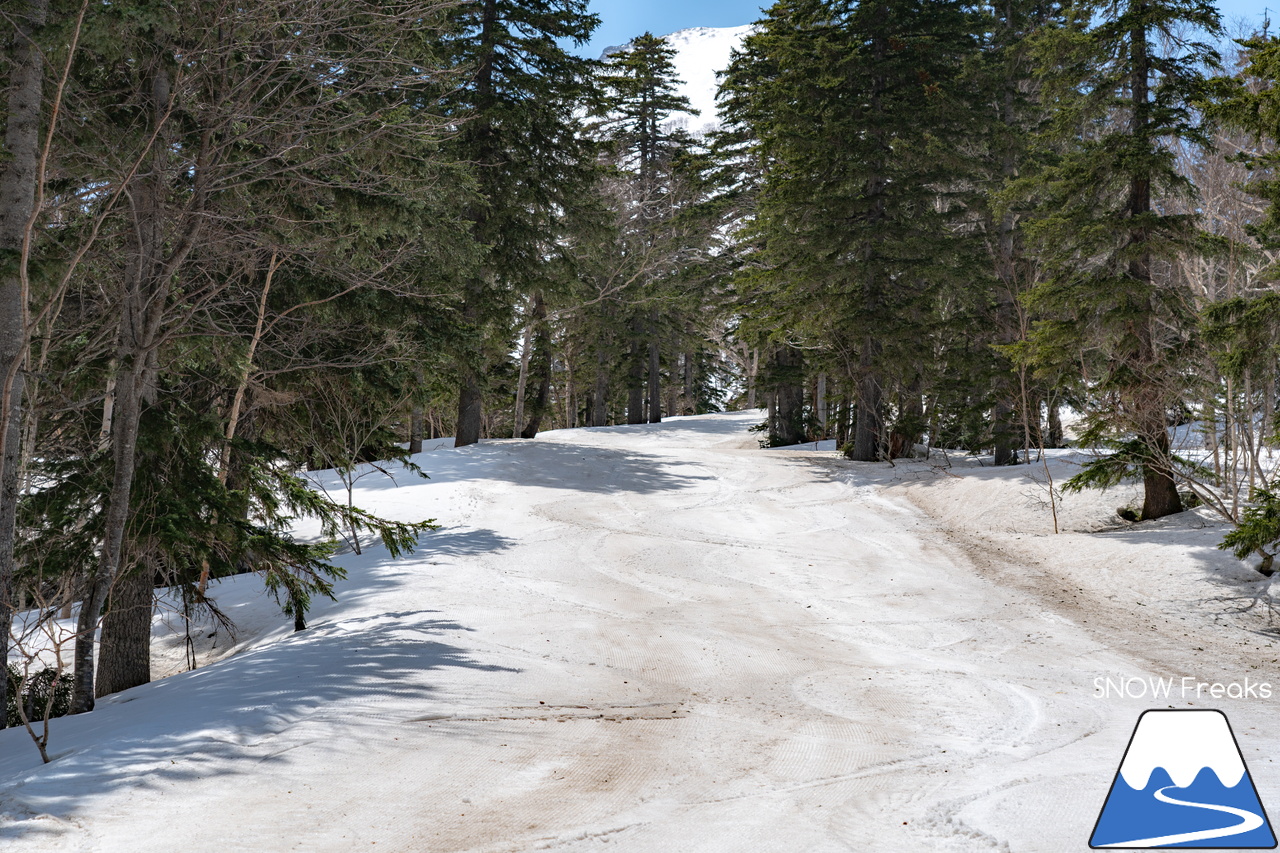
[0,610,516,841]
[403,441,711,495]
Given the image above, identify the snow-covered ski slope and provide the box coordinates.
[3,411,1278,851]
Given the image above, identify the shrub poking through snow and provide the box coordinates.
[5,664,72,730]
[1219,489,1280,577]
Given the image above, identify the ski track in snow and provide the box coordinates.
[0,411,1276,852]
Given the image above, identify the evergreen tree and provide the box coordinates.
[595,32,699,425]
[976,0,1064,465]
[1206,33,1280,242]
[1,0,467,712]
[1022,0,1222,519]
[442,0,599,446]
[721,0,983,460]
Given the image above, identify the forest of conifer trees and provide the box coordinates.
[2,0,1280,734]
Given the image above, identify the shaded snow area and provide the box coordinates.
[4,412,1280,851]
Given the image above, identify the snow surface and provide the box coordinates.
[3,412,1279,851]
[1118,710,1246,790]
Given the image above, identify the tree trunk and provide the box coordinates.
[647,335,661,424]
[816,373,828,437]
[592,347,608,427]
[683,351,695,415]
[1127,21,1181,521]
[455,369,483,447]
[836,393,852,447]
[409,407,424,454]
[520,293,551,438]
[849,338,883,461]
[0,0,48,730]
[889,378,923,459]
[73,61,177,713]
[1142,424,1182,520]
[454,0,499,448]
[1046,400,1064,449]
[992,398,1017,465]
[991,66,1023,468]
[626,336,644,425]
[771,347,805,446]
[849,43,888,463]
[95,564,154,698]
[73,366,145,711]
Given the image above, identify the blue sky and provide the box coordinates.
[575,0,766,56]
[574,0,1274,58]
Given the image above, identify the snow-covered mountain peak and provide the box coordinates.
[1118,710,1247,790]
[601,24,754,136]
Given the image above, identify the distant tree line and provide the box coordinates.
[717,0,1280,531]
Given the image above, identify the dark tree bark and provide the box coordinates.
[849,338,883,461]
[0,0,49,729]
[626,336,644,424]
[888,378,924,460]
[1046,400,1064,449]
[520,293,551,438]
[73,61,192,713]
[73,366,145,711]
[682,351,694,415]
[991,61,1024,467]
[647,337,661,424]
[771,347,805,446]
[1126,21,1181,520]
[848,41,888,462]
[992,399,1017,465]
[835,393,852,447]
[409,407,424,454]
[452,0,499,449]
[454,360,484,447]
[95,565,154,698]
[815,372,827,436]
[592,347,608,427]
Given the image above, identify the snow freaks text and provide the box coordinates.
[1094,676,1273,701]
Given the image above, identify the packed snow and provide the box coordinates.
[3,412,1279,851]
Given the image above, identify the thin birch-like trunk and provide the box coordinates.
[0,0,50,729]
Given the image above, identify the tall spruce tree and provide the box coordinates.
[976,0,1064,465]
[596,32,697,425]
[1206,34,1280,240]
[721,0,982,461]
[443,0,599,446]
[1023,0,1222,519]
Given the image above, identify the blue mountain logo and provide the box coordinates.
[1091,709,1276,848]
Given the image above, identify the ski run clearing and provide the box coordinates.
[2,411,1279,852]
